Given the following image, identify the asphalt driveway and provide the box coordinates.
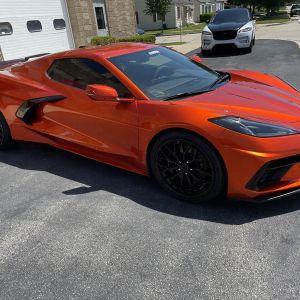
[0,40,299,299]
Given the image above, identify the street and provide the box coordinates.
[0,38,299,299]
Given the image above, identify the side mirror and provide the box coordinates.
[86,84,135,103]
[190,54,202,64]
[206,19,210,24]
[252,16,257,20]
[86,84,118,101]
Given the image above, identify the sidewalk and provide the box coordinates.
[156,17,300,54]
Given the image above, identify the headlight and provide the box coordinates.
[238,27,252,33]
[202,31,212,36]
[209,116,299,137]
[277,77,300,93]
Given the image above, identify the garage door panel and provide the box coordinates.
[0,0,72,60]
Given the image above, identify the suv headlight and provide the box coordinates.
[238,27,252,33]
[209,116,299,137]
[202,31,212,36]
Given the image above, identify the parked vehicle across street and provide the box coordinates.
[1,43,300,203]
[290,4,300,16]
[202,8,256,55]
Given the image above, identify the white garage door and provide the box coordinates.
[0,0,74,60]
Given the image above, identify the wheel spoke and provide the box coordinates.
[156,138,215,197]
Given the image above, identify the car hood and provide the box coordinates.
[208,22,247,31]
[177,70,300,124]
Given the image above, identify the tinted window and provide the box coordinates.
[47,58,132,98]
[27,20,42,32]
[212,9,250,23]
[0,22,13,36]
[292,5,300,9]
[53,19,66,30]
[109,47,219,100]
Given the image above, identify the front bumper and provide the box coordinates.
[215,127,300,202]
[202,31,253,51]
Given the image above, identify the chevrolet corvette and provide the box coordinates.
[1,43,300,203]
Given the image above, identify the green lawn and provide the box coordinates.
[145,23,206,36]
[256,11,290,24]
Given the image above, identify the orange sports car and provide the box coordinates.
[1,43,300,203]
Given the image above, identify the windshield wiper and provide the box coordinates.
[162,89,215,101]
[209,72,231,89]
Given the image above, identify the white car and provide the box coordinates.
[201,8,256,55]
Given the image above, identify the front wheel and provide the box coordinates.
[244,43,253,54]
[0,113,13,150]
[150,132,227,203]
[201,49,211,57]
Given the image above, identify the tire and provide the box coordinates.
[244,43,253,54]
[201,49,211,57]
[149,131,227,203]
[0,113,13,150]
[252,36,255,46]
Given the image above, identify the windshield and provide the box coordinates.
[211,9,250,23]
[292,5,300,9]
[108,47,220,100]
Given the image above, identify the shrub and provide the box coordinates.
[200,13,214,23]
[91,36,117,46]
[90,35,156,46]
[118,34,156,44]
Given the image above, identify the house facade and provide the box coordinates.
[135,0,225,30]
[0,0,137,61]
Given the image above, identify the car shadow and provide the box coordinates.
[1,142,299,226]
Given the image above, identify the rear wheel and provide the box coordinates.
[0,113,12,150]
[150,132,227,203]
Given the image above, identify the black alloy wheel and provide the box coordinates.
[150,132,226,203]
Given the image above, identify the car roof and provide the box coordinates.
[53,43,158,60]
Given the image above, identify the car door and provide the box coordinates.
[37,57,139,160]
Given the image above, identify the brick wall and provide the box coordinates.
[66,0,137,47]
[105,0,137,38]
[66,0,97,47]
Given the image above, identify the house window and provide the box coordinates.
[177,6,181,19]
[0,22,13,36]
[95,7,106,29]
[135,11,139,24]
[53,19,66,30]
[47,58,132,98]
[157,14,165,21]
[27,20,42,32]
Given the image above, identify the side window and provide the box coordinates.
[53,19,66,30]
[0,22,13,36]
[47,58,133,98]
[27,20,42,33]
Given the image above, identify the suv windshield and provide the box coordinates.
[211,9,250,23]
[292,5,300,9]
[109,47,220,100]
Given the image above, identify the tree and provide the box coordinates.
[227,0,283,15]
[144,0,172,32]
[261,0,282,15]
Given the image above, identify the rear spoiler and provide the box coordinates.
[0,53,49,69]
